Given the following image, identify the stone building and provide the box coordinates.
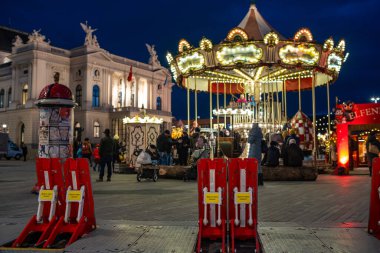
[0,24,173,156]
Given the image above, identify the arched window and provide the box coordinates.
[0,89,4,108]
[156,96,162,111]
[75,85,82,106]
[92,85,100,108]
[93,121,100,138]
[22,84,28,105]
[7,88,11,107]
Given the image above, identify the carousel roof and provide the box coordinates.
[167,1,348,95]
[238,1,285,40]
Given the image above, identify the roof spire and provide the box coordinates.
[250,0,256,6]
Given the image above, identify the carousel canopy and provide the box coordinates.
[167,1,348,95]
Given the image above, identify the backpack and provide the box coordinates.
[82,143,91,154]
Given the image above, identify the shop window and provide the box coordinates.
[7,87,11,107]
[156,96,162,111]
[75,85,82,106]
[22,84,28,105]
[93,121,100,138]
[92,85,100,108]
[0,89,4,108]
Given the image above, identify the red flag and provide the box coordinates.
[127,66,133,82]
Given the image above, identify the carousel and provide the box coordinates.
[166,0,348,159]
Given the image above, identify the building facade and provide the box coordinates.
[0,25,173,156]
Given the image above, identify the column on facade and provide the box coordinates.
[27,63,32,100]
[135,76,139,108]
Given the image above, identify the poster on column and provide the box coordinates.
[38,107,73,158]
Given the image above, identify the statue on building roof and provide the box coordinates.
[80,21,98,47]
[13,35,24,47]
[145,44,161,68]
[28,29,48,44]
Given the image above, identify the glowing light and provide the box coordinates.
[177,52,205,74]
[323,38,334,51]
[227,28,248,42]
[200,38,213,51]
[166,52,174,64]
[178,39,191,53]
[279,44,319,65]
[336,39,346,53]
[294,28,313,42]
[263,32,279,46]
[339,156,348,165]
[123,115,163,124]
[216,44,262,66]
[327,53,343,72]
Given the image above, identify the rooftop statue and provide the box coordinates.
[145,44,161,68]
[13,35,24,47]
[28,29,48,44]
[80,21,98,47]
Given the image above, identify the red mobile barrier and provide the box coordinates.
[197,158,227,253]
[229,158,260,252]
[12,158,65,248]
[368,158,380,239]
[43,158,96,248]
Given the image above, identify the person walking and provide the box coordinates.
[97,129,114,182]
[157,130,172,165]
[366,132,380,176]
[92,144,100,171]
[21,142,28,161]
[178,131,190,165]
[248,123,264,185]
[82,138,93,166]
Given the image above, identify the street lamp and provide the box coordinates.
[371,97,380,103]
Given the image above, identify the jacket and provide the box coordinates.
[266,146,280,167]
[157,133,172,153]
[99,136,114,157]
[284,143,304,167]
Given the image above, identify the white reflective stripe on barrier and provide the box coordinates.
[240,168,246,228]
[48,185,58,222]
[210,169,216,227]
[44,171,50,190]
[76,186,85,222]
[203,187,208,226]
[234,187,239,226]
[64,186,72,223]
[72,171,78,190]
[248,187,253,226]
[217,187,222,226]
[36,185,45,222]
[36,185,58,222]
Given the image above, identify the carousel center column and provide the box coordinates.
[35,73,76,158]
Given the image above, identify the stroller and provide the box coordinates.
[135,145,160,182]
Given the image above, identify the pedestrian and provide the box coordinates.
[265,141,280,167]
[248,123,264,185]
[284,139,304,167]
[112,135,120,172]
[82,138,93,166]
[97,129,114,182]
[190,127,201,152]
[92,144,100,171]
[156,130,172,165]
[21,142,28,161]
[76,142,83,158]
[178,131,190,165]
[366,132,380,176]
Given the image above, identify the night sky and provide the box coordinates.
[1,0,379,120]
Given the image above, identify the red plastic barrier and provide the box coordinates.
[229,158,260,252]
[368,158,380,239]
[12,158,65,247]
[44,158,96,248]
[197,158,227,253]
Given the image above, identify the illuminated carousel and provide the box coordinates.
[167,0,348,157]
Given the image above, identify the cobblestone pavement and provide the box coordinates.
[1,160,379,252]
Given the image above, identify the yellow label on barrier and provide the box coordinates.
[236,192,251,204]
[67,190,82,202]
[205,192,220,204]
[39,190,54,201]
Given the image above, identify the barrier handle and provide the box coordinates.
[234,187,239,226]
[48,185,58,222]
[36,185,45,222]
[76,185,86,222]
[217,187,222,226]
[65,186,72,223]
[203,187,208,226]
[248,187,253,226]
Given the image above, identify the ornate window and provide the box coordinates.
[75,85,82,106]
[156,96,162,111]
[93,121,100,138]
[22,84,28,105]
[7,88,11,107]
[0,89,4,108]
[92,85,100,108]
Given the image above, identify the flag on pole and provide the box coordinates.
[127,66,133,82]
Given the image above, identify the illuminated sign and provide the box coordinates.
[279,44,319,65]
[216,44,262,66]
[177,52,205,74]
[327,53,343,72]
